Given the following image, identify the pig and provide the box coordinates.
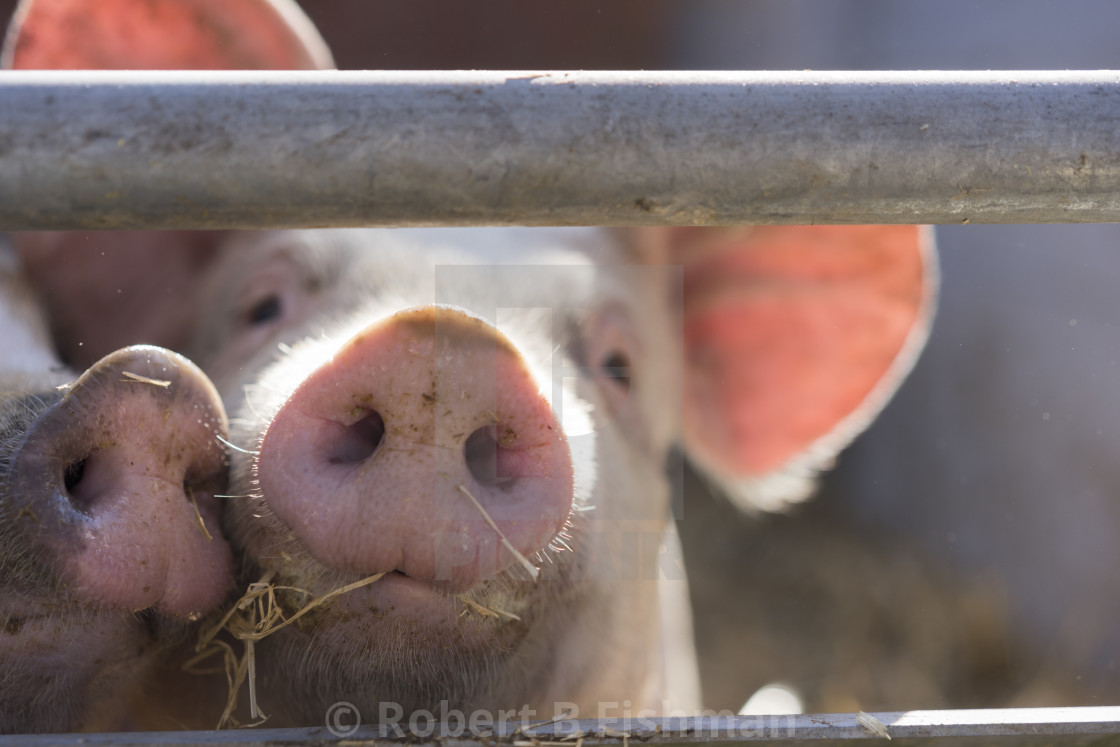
[13,224,933,731]
[0,245,235,733]
[163,224,933,728]
[3,0,935,729]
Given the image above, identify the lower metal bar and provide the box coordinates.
[2,708,1120,746]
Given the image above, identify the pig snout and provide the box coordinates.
[257,305,574,592]
[8,345,233,617]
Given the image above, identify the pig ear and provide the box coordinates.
[629,225,936,512]
[1,0,333,70]
[3,0,333,367]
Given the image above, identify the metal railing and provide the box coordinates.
[2,69,1119,745]
[2,708,1120,747]
[2,70,1120,229]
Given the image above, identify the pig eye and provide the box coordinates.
[246,294,283,326]
[599,350,631,391]
[585,307,640,420]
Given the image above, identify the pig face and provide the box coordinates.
[173,223,932,725]
[0,249,234,733]
[182,229,688,721]
[3,0,935,729]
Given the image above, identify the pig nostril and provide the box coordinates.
[326,410,386,465]
[62,456,95,512]
[63,458,86,492]
[465,426,517,492]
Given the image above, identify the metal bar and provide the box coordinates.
[3,708,1120,747]
[1,70,1120,229]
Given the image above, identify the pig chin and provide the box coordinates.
[253,596,548,724]
[229,511,576,724]
[232,502,571,639]
[0,602,161,732]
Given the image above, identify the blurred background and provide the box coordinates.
[5,0,1119,715]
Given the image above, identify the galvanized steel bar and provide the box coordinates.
[2,708,1120,746]
[1,70,1120,229]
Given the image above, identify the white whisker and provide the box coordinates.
[217,434,259,455]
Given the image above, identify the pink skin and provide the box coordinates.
[257,306,574,593]
[7,345,234,616]
[1,345,234,733]
[11,233,223,370]
[2,0,332,71]
[159,233,691,726]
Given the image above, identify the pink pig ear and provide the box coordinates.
[3,0,333,368]
[631,225,936,511]
[1,0,333,70]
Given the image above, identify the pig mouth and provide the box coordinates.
[334,571,483,619]
[248,562,535,628]
[343,569,531,624]
[238,493,576,620]
[240,458,576,605]
[231,525,555,642]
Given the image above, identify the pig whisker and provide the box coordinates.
[531,549,559,569]
[239,381,289,420]
[239,388,267,421]
[550,534,573,554]
[9,392,53,421]
[216,434,259,456]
